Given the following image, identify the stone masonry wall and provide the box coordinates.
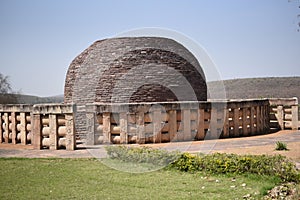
[64,37,208,140]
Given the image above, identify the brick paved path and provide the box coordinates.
[0,130,299,159]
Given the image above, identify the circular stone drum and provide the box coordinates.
[64,37,208,140]
[64,37,207,104]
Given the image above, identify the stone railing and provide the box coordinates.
[269,98,299,130]
[0,104,33,145]
[0,98,298,148]
[85,99,270,144]
[0,104,76,150]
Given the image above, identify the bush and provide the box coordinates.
[275,141,288,151]
[105,146,300,183]
[170,153,300,183]
[105,145,179,166]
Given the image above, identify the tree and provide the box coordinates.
[0,73,19,104]
[0,73,12,94]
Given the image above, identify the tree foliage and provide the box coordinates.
[0,73,12,94]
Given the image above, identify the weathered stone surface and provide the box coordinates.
[64,37,208,139]
[64,37,207,104]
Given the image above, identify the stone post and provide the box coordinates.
[0,113,2,143]
[209,107,218,139]
[233,108,240,137]
[169,110,177,142]
[32,114,42,149]
[120,112,128,144]
[256,106,261,133]
[49,114,58,150]
[260,105,266,133]
[291,105,298,130]
[250,107,256,135]
[102,112,111,144]
[197,109,205,140]
[262,104,270,134]
[4,113,9,143]
[242,107,248,136]
[11,112,16,144]
[20,113,27,145]
[264,105,270,133]
[136,106,145,144]
[183,109,191,141]
[65,114,75,150]
[276,106,284,130]
[259,105,264,133]
[153,107,162,143]
[260,105,264,132]
[86,112,96,145]
[177,110,184,141]
[222,108,229,138]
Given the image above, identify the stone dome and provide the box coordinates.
[64,37,207,104]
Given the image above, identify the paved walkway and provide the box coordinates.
[0,130,299,159]
[186,130,300,152]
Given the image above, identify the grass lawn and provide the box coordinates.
[0,158,280,200]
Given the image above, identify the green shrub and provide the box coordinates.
[275,141,288,151]
[105,145,179,166]
[171,153,300,183]
[105,146,300,183]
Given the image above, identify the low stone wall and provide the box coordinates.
[0,98,298,149]
[0,104,32,145]
[269,98,299,130]
[85,99,270,144]
[0,104,76,150]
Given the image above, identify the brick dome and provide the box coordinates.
[64,37,207,104]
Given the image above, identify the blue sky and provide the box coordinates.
[0,0,299,96]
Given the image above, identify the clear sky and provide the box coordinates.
[0,0,299,96]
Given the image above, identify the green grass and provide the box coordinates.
[0,158,280,200]
[275,141,288,151]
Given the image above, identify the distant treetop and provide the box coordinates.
[0,73,12,94]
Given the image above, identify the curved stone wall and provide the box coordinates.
[64,37,207,104]
[64,37,208,139]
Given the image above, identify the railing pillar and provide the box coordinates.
[291,105,298,130]
[169,110,177,142]
[264,105,270,133]
[120,112,128,144]
[153,107,162,143]
[32,114,42,149]
[49,114,58,150]
[102,112,111,144]
[4,113,9,143]
[196,109,205,140]
[20,113,27,145]
[0,113,2,143]
[250,106,256,135]
[65,113,75,150]
[136,110,145,144]
[233,108,240,137]
[210,107,218,139]
[86,112,96,145]
[222,108,229,138]
[11,112,17,144]
[242,107,248,136]
[183,109,191,141]
[276,106,284,130]
[256,106,261,133]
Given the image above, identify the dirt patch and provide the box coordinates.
[0,130,299,164]
[212,141,300,163]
